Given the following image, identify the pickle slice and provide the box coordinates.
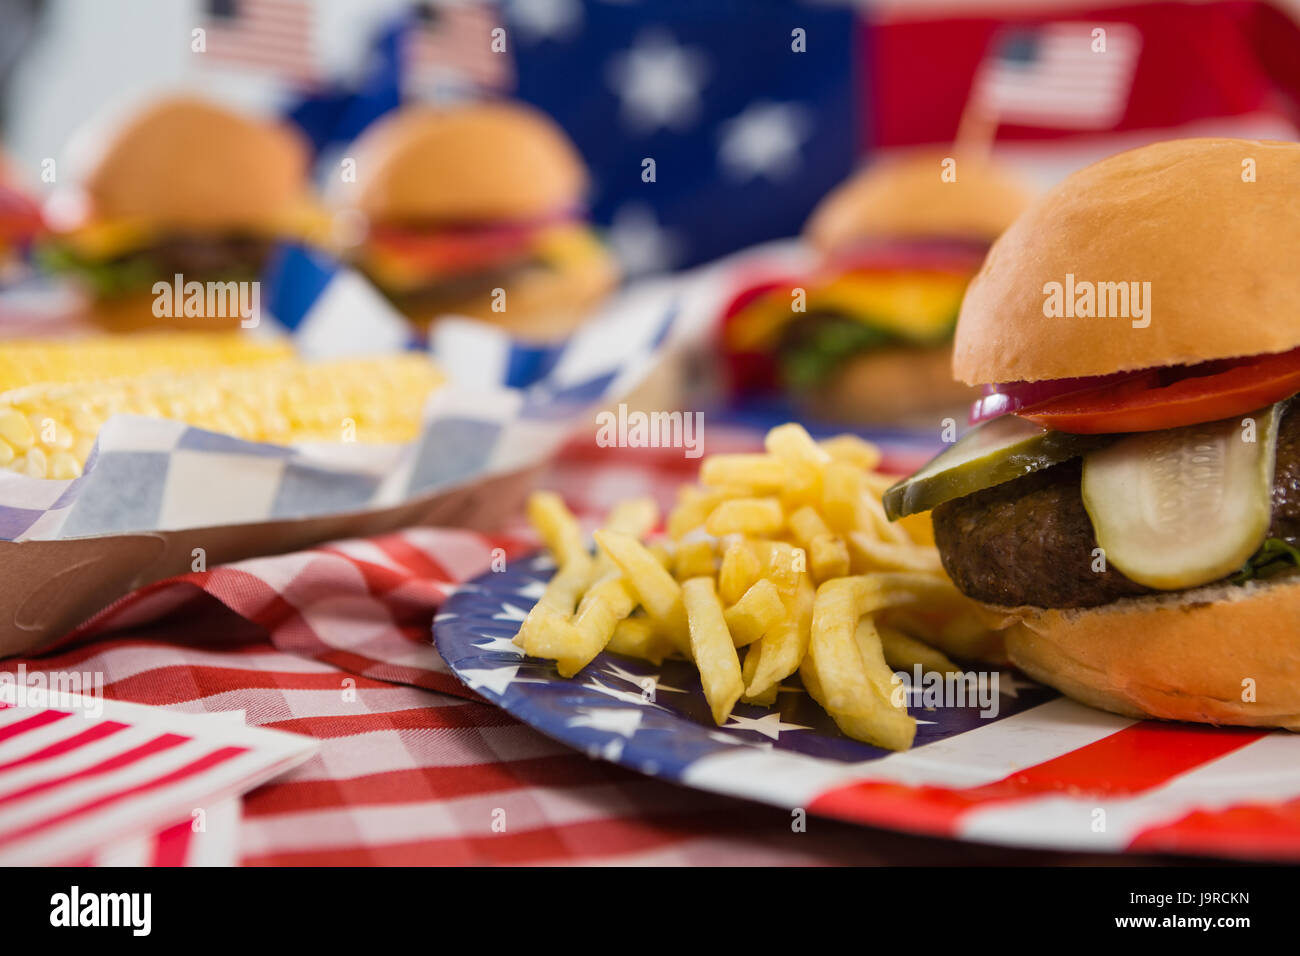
[1080,405,1279,590]
[883,414,1111,520]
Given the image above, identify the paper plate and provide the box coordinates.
[435,552,1300,860]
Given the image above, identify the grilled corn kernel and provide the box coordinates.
[0,409,34,450]
[0,332,292,393]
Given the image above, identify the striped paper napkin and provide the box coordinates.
[0,694,317,865]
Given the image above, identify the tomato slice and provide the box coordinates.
[1016,347,1300,433]
[368,222,540,275]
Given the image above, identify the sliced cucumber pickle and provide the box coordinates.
[883,414,1111,520]
[1081,404,1280,591]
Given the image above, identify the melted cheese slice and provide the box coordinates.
[725,270,971,352]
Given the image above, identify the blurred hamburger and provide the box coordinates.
[884,138,1300,729]
[0,153,43,285]
[41,95,324,330]
[343,101,618,340]
[721,152,1034,423]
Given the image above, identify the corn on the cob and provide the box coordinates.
[0,354,445,479]
[0,333,293,394]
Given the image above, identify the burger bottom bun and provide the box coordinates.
[800,344,978,426]
[85,292,246,332]
[399,251,619,342]
[1001,575,1300,729]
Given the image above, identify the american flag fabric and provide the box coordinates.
[403,2,513,98]
[4,436,1300,865]
[968,22,1143,130]
[201,0,317,84]
[285,0,1300,273]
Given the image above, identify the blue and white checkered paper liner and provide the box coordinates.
[0,250,679,542]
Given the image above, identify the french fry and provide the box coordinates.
[674,538,717,580]
[851,614,910,705]
[700,454,791,492]
[668,486,748,538]
[606,616,675,665]
[681,577,744,725]
[788,505,850,582]
[898,510,936,547]
[515,421,1008,753]
[740,643,779,706]
[718,539,761,605]
[820,461,867,533]
[859,489,912,545]
[787,505,832,545]
[604,496,659,539]
[527,492,588,567]
[705,497,784,536]
[820,433,882,471]
[593,530,691,656]
[749,539,801,595]
[878,622,960,675]
[516,602,582,658]
[802,649,917,752]
[766,422,831,467]
[809,533,851,582]
[745,576,814,699]
[806,575,933,716]
[848,532,945,574]
[722,577,785,647]
[542,574,640,677]
[514,559,591,648]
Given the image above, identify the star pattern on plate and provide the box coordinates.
[995,671,1037,698]
[606,29,710,133]
[602,659,687,697]
[492,602,530,623]
[581,674,671,711]
[513,578,550,600]
[722,711,813,741]
[471,633,525,657]
[567,706,644,739]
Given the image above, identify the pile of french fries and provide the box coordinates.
[514,423,1004,751]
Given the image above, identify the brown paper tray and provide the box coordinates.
[0,466,539,659]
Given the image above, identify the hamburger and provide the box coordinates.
[342,101,618,340]
[41,95,324,330]
[720,152,1035,423]
[0,153,43,285]
[884,138,1300,729]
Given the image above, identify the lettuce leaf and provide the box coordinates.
[1232,538,1300,584]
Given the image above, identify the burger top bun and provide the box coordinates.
[804,151,1034,254]
[81,96,308,229]
[954,138,1300,385]
[350,101,588,224]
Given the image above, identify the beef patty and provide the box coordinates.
[127,234,272,279]
[932,404,1300,608]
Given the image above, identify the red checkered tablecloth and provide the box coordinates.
[0,433,1197,865]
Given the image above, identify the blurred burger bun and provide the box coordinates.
[954,138,1300,385]
[78,95,309,230]
[351,102,587,223]
[806,151,1036,254]
[798,152,1033,424]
